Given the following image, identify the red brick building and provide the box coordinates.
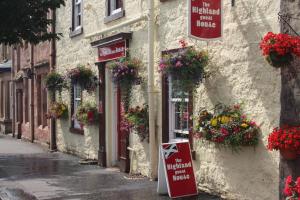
[12,40,55,146]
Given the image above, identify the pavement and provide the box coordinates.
[0,134,222,200]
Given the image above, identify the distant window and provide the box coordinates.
[105,0,124,23]
[71,83,82,130]
[70,0,83,37]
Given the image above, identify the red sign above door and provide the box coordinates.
[161,142,198,198]
[98,40,126,62]
[189,0,223,40]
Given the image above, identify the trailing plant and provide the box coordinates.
[44,71,67,98]
[75,102,99,125]
[126,105,149,142]
[68,64,98,92]
[107,57,142,111]
[159,39,209,92]
[267,125,300,154]
[193,103,259,151]
[260,32,300,68]
[46,102,68,119]
[284,175,300,200]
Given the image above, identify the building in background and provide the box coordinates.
[0,45,12,134]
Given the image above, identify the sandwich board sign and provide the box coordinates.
[157,141,198,198]
[188,0,223,40]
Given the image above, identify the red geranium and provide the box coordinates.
[284,175,300,200]
[260,32,300,67]
[267,126,300,153]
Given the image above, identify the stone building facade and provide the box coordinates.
[55,0,282,199]
[0,45,12,134]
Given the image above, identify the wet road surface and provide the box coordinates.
[0,134,221,200]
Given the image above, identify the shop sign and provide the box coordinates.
[98,40,126,62]
[157,141,198,198]
[188,0,223,40]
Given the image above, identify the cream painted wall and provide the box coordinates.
[157,0,280,199]
[56,0,281,199]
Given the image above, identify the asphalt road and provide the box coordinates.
[0,134,221,200]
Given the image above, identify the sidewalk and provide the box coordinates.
[0,134,221,200]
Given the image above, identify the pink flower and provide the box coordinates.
[175,61,183,67]
[221,128,229,136]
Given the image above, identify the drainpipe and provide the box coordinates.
[11,47,15,138]
[30,44,35,143]
[147,0,158,180]
[49,9,57,151]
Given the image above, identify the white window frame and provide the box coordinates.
[109,0,122,16]
[73,0,82,30]
[168,76,189,141]
[73,83,82,129]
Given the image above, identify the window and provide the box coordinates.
[71,83,82,130]
[70,0,83,37]
[104,0,124,23]
[169,77,189,140]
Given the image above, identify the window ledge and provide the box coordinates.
[70,127,84,135]
[104,10,125,24]
[69,27,83,38]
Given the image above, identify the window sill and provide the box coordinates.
[70,127,84,135]
[104,10,125,24]
[69,27,83,38]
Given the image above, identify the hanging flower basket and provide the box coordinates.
[283,175,300,199]
[267,125,300,160]
[46,102,68,119]
[75,102,99,125]
[260,32,300,68]
[159,40,209,92]
[44,71,67,96]
[193,103,259,151]
[125,105,149,142]
[107,57,142,111]
[68,65,98,92]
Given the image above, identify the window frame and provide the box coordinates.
[104,0,125,23]
[70,0,83,38]
[70,82,84,134]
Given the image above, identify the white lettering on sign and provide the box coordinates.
[99,47,125,56]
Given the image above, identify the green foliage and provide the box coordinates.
[44,71,67,97]
[194,103,259,151]
[0,0,65,45]
[75,102,99,125]
[68,65,98,93]
[126,105,149,142]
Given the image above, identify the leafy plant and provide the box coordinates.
[68,65,98,93]
[107,57,142,111]
[126,105,149,142]
[284,175,300,200]
[46,102,68,119]
[159,39,209,92]
[267,125,300,153]
[260,32,300,68]
[75,102,99,125]
[193,103,259,150]
[44,71,67,97]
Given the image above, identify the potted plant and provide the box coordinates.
[68,64,98,92]
[107,57,142,111]
[46,102,68,119]
[159,40,209,92]
[75,102,99,126]
[193,103,259,151]
[267,125,300,160]
[44,71,67,98]
[283,175,300,200]
[260,32,300,68]
[126,105,149,142]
